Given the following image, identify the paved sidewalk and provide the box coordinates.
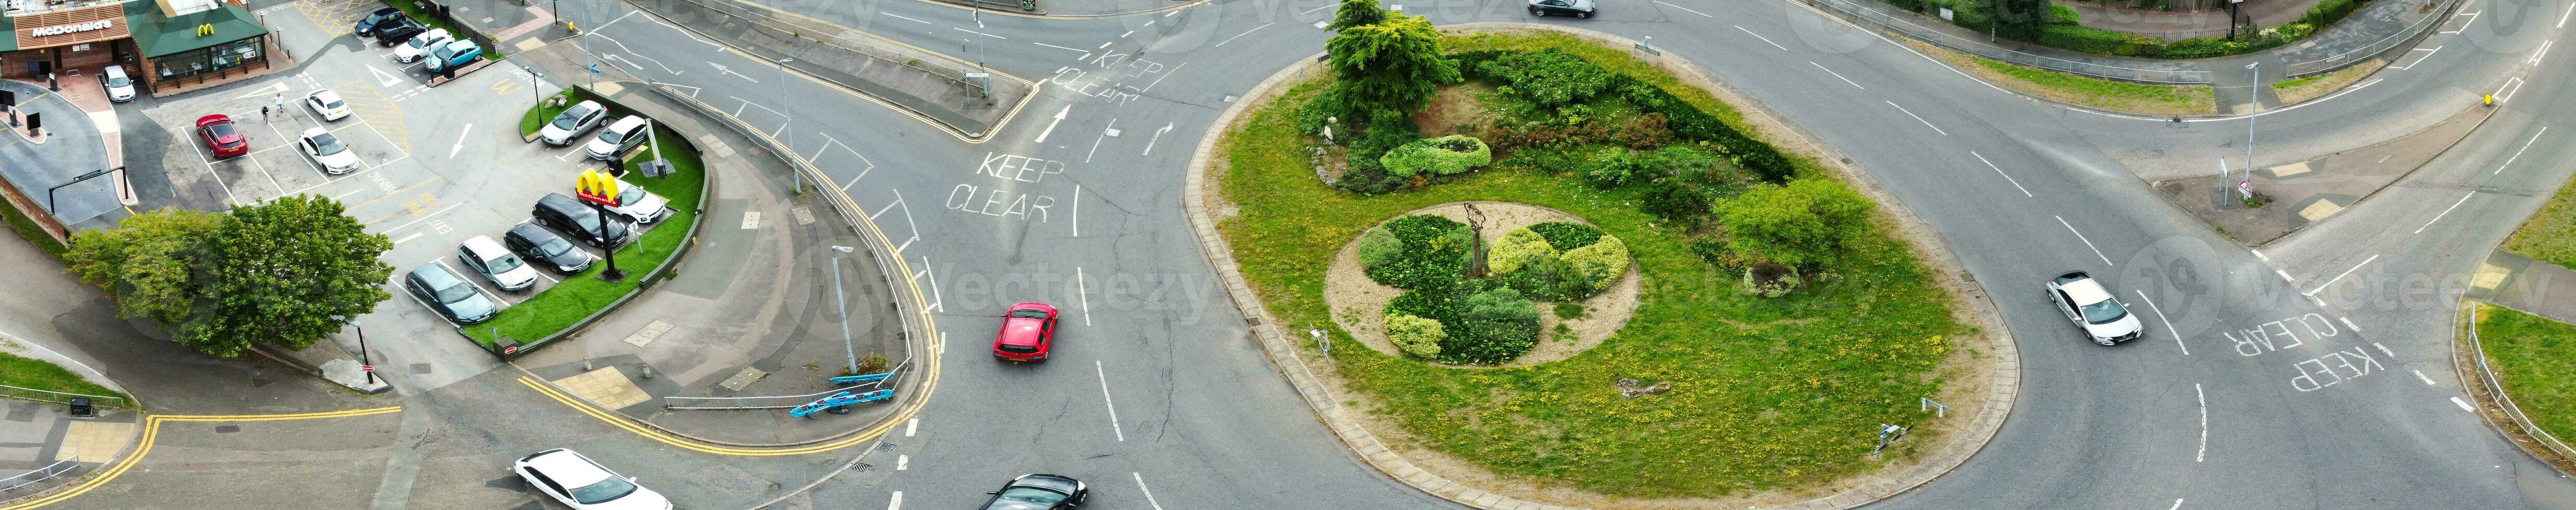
[2153,105,2486,245]
[2470,250,2576,325]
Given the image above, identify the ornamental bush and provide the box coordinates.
[1384,312,1446,359]
[1714,178,1874,266]
[1527,221,1604,250]
[1477,49,1615,108]
[1381,135,1493,177]
[1488,228,1558,275]
[1357,225,1404,273]
[1562,235,1630,289]
[1444,288,1542,364]
[1365,214,1475,289]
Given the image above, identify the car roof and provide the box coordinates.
[606,116,648,132]
[301,126,330,138]
[461,236,511,259]
[538,193,583,212]
[524,450,615,487]
[568,101,602,114]
[508,222,559,240]
[1013,474,1081,492]
[2060,277,2114,305]
[410,263,464,286]
[309,89,341,100]
[196,114,230,126]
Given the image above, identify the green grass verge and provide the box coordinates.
[1221,42,1963,496]
[1971,58,2212,114]
[2476,303,2576,445]
[2505,172,2576,270]
[468,127,704,349]
[0,194,66,262]
[379,0,505,61]
[0,350,126,401]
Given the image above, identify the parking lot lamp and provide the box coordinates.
[341,317,374,385]
[829,245,857,374]
[595,201,627,283]
[779,57,796,193]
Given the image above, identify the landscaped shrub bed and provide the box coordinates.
[1221,33,1965,497]
[1363,215,1625,364]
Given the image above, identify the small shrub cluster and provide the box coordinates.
[1476,50,1617,108]
[1360,214,1475,289]
[1490,222,1625,301]
[1384,312,1446,358]
[1743,262,1801,298]
[1454,49,1797,182]
[1381,135,1493,177]
[1364,214,1626,364]
[1712,178,1875,267]
[1447,288,1542,364]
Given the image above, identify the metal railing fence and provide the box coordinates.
[1808,0,2212,83]
[1,456,82,494]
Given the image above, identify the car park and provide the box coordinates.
[375,19,428,48]
[600,178,671,224]
[457,236,540,291]
[196,114,247,158]
[404,263,497,324]
[585,116,650,161]
[533,193,631,249]
[354,7,409,38]
[2045,271,2144,346]
[98,65,134,102]
[540,100,608,146]
[391,29,452,63]
[1526,0,1595,17]
[505,223,595,274]
[991,302,1059,362]
[304,89,352,121]
[512,449,674,510]
[977,474,1088,510]
[426,40,483,73]
[297,128,363,174]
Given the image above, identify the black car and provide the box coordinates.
[1527,0,1596,17]
[375,19,429,48]
[978,474,1087,510]
[505,223,595,274]
[533,193,632,249]
[404,264,498,324]
[354,8,409,38]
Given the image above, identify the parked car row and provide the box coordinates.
[538,100,656,161]
[403,192,637,324]
[191,88,360,167]
[357,7,482,73]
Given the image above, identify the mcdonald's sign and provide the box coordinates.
[575,169,620,207]
[196,23,214,37]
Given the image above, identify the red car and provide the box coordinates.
[196,114,247,158]
[992,302,1059,362]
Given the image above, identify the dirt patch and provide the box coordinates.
[2274,58,2385,105]
[1413,81,1499,137]
[1324,201,1640,367]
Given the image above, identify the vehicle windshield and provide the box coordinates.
[538,237,575,257]
[616,185,645,206]
[994,487,1068,505]
[551,109,590,130]
[207,122,237,140]
[598,127,628,144]
[311,133,346,155]
[1008,309,1051,320]
[997,344,1040,353]
[568,476,639,504]
[408,36,437,49]
[322,98,345,109]
[2080,299,2128,324]
[106,76,129,87]
[485,252,525,273]
[433,280,478,303]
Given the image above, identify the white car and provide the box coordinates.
[391,28,451,63]
[512,449,672,510]
[600,178,672,224]
[538,100,608,146]
[457,236,540,292]
[2045,270,2146,346]
[585,116,649,161]
[297,128,362,174]
[99,65,136,103]
[304,90,352,121]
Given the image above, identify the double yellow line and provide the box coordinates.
[1,406,405,509]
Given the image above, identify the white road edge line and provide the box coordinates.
[2495,126,2547,174]
[1214,22,1275,47]
[1653,0,1713,17]
[1970,151,2033,197]
[1133,473,1168,510]
[1887,100,1947,135]
[2417,193,2476,234]
[1810,61,1864,88]
[2195,383,2207,463]
[2055,215,2113,265]
[1734,25,1790,51]
[2305,254,2377,296]
[2135,290,2184,355]
[1096,361,1125,441]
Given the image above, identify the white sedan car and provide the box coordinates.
[391,28,451,63]
[303,90,351,122]
[513,449,672,510]
[297,128,362,175]
[602,178,671,224]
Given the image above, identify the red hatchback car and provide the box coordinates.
[196,114,248,158]
[992,302,1059,362]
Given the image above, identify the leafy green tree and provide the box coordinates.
[1714,178,1874,266]
[64,209,222,323]
[178,195,395,356]
[1989,0,2049,41]
[1325,14,1459,117]
[1326,0,1387,31]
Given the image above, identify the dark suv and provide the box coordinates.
[532,193,631,249]
[375,19,429,48]
[354,8,410,38]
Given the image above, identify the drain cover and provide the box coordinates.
[215,425,239,433]
[411,363,434,374]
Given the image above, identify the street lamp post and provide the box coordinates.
[828,245,858,374]
[342,317,375,385]
[2242,61,2259,200]
[781,57,797,193]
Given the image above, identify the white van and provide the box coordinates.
[99,65,135,103]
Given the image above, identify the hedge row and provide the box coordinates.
[1454,49,1797,182]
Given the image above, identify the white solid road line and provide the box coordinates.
[1033,42,1088,52]
[393,232,425,244]
[2275,269,2295,283]
[2530,40,2554,66]
[2054,215,2113,265]
[2453,397,2477,412]
[1969,151,2033,197]
[2169,499,2185,510]
[1810,61,1864,89]
[1653,0,1712,17]
[887,491,904,510]
[1096,361,1126,441]
[2305,254,2376,296]
[1076,266,1095,326]
[1887,101,1947,135]
[1215,22,1275,47]
[2561,3,2573,27]
[1300,2,1336,14]
[2372,342,2394,357]
[2417,193,2476,234]
[1071,185,1083,237]
[2391,46,2441,70]
[883,12,929,23]
[953,27,1007,39]
[2195,383,2207,463]
[1133,473,1169,510]
[2495,126,2547,174]
[2251,248,2267,261]
[1735,26,1790,51]
[2134,290,2184,355]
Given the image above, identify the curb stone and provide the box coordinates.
[1178,23,2019,509]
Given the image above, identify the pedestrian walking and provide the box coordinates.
[261,105,270,119]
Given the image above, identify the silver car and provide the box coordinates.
[2046,271,2146,345]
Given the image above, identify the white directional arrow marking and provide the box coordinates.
[449,124,474,159]
[369,65,404,87]
[1033,105,1071,143]
[1142,122,1173,156]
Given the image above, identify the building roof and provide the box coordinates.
[0,15,16,52]
[124,0,261,58]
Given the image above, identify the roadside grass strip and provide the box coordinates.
[2475,303,2576,445]
[0,351,126,402]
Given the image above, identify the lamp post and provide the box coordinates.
[2242,61,2258,200]
[594,201,627,282]
[828,245,858,374]
[780,57,800,193]
[342,317,375,385]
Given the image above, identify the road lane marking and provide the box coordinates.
[2453,397,2476,412]
[1215,22,1275,47]
[1134,473,1168,510]
[2414,369,2437,386]
[448,123,472,158]
[2495,126,2546,174]
[2561,2,2573,27]
[2340,316,2361,333]
[2416,193,2476,233]
[1810,61,1864,88]
[2250,249,2267,261]
[2304,254,2376,296]
[2135,290,2184,355]
[2169,499,2185,510]
[1096,361,1126,441]
[2195,383,2207,462]
[2492,76,2524,103]
[1970,151,2032,197]
[2275,269,2295,283]
[1735,25,1789,50]
[1887,101,1947,135]
[2054,215,2112,265]
[1076,266,1094,326]
[1033,42,1087,52]
[895,454,908,470]
[1071,185,1082,237]
[0,407,405,509]
[1653,0,1712,17]
[953,27,1007,39]
[1301,2,1336,14]
[884,12,929,23]
[887,491,904,510]
[393,232,425,244]
[906,418,918,437]
[2372,342,2394,357]
[2390,46,2441,70]
[2530,40,2553,66]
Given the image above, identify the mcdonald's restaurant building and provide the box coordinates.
[1,0,273,94]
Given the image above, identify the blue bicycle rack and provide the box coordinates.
[789,389,895,418]
[827,372,895,386]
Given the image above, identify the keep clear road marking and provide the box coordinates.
[1133,473,1169,510]
[2134,290,2184,355]
[1735,25,1789,51]
[2054,215,2114,265]
[1653,0,1712,17]
[1095,361,1126,441]
[448,124,473,159]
